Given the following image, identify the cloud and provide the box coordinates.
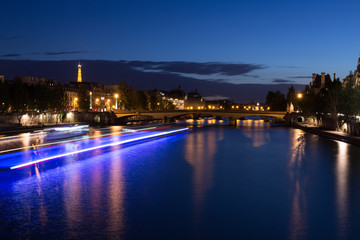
[289,76,311,79]
[0,50,86,58]
[203,95,231,101]
[128,61,265,76]
[0,59,307,102]
[243,74,260,78]
[272,78,295,83]
[0,34,23,41]
[44,51,86,56]
[0,53,22,57]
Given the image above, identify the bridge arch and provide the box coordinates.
[114,110,287,125]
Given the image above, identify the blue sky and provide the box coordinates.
[1,0,360,85]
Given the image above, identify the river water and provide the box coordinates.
[1,120,360,239]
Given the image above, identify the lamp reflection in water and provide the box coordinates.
[107,148,126,237]
[184,128,224,225]
[335,141,349,239]
[239,120,270,147]
[64,162,83,239]
[63,148,126,238]
[288,129,307,240]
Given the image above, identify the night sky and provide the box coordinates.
[1,0,360,101]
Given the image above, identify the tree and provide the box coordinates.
[0,81,10,112]
[118,80,135,110]
[266,91,286,111]
[77,89,90,112]
[10,81,29,112]
[133,90,148,110]
[286,85,296,104]
[324,78,342,130]
[338,78,360,125]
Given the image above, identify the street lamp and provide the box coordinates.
[89,92,92,110]
[114,93,119,110]
[74,97,78,111]
[297,93,303,112]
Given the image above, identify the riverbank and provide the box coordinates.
[295,123,360,147]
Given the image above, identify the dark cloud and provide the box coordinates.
[45,51,86,56]
[272,78,295,83]
[0,59,306,102]
[0,51,84,58]
[289,76,311,79]
[0,53,22,57]
[0,34,23,40]
[128,61,265,76]
[243,74,260,78]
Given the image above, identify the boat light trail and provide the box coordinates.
[0,126,158,154]
[9,127,188,170]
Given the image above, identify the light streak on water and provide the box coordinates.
[0,127,188,170]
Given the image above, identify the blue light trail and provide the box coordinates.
[0,127,188,171]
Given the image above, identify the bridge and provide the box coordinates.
[113,110,287,125]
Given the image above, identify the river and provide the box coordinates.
[1,120,360,239]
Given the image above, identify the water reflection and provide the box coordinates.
[239,120,270,147]
[62,149,126,238]
[335,141,349,239]
[288,129,307,240]
[177,118,226,126]
[184,129,223,224]
[107,149,126,237]
[64,163,83,239]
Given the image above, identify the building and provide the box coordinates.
[0,75,4,83]
[15,76,57,86]
[355,58,360,85]
[310,72,332,93]
[167,87,185,110]
[77,62,82,83]
[184,89,206,110]
[64,63,118,112]
[344,58,360,86]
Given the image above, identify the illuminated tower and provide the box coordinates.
[77,61,82,82]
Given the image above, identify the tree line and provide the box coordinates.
[0,80,68,113]
[266,75,360,130]
[117,80,175,111]
[300,77,360,130]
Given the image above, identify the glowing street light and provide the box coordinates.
[297,93,303,99]
[114,93,119,110]
[74,97,78,111]
[89,91,93,110]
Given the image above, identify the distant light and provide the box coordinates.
[297,93,303,99]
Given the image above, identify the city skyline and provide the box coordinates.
[1,0,360,88]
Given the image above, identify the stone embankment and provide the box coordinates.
[295,124,360,147]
